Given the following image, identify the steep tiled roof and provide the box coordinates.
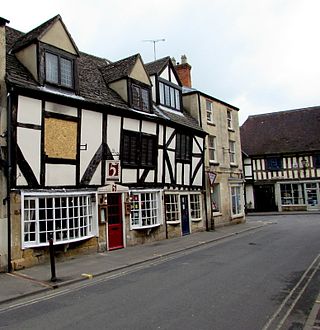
[240,107,320,156]
[5,23,204,134]
[101,54,140,83]
[145,57,170,75]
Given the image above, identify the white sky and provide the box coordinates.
[3,0,320,124]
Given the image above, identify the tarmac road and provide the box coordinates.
[0,214,320,329]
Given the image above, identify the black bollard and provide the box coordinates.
[48,234,57,282]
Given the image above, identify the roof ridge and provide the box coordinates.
[248,106,320,119]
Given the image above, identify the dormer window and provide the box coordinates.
[129,81,151,112]
[159,80,181,111]
[44,50,74,89]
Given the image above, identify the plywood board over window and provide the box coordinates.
[45,117,77,159]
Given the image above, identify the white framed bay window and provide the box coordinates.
[190,193,202,221]
[21,191,98,249]
[130,190,162,229]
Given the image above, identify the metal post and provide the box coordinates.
[48,234,57,282]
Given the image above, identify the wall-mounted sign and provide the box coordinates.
[208,171,217,186]
[106,161,120,181]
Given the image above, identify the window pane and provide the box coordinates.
[170,87,175,107]
[132,85,140,108]
[175,89,180,110]
[141,88,150,111]
[60,57,73,87]
[46,53,58,84]
[159,82,165,104]
[164,85,170,106]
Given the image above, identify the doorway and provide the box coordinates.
[180,195,190,235]
[254,184,277,212]
[107,193,124,250]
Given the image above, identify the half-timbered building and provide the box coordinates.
[0,15,206,271]
[241,108,320,212]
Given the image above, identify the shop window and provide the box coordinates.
[130,191,161,229]
[280,183,305,205]
[211,183,220,212]
[190,194,202,220]
[22,192,97,248]
[165,194,179,222]
[230,185,243,216]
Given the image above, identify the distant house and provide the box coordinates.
[241,107,320,212]
[174,56,245,227]
[0,15,207,271]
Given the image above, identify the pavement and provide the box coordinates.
[0,216,319,329]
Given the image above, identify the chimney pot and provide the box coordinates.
[181,55,187,64]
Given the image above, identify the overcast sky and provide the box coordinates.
[3,0,320,124]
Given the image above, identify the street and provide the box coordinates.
[0,214,320,329]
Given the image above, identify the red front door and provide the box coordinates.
[107,193,124,250]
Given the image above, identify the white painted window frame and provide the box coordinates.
[21,190,98,249]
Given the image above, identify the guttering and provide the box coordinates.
[6,88,12,272]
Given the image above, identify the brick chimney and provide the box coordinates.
[174,55,192,88]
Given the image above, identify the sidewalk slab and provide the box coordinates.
[0,221,265,306]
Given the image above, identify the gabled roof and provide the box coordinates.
[145,56,170,75]
[101,54,140,83]
[10,14,79,55]
[5,24,204,135]
[240,107,320,156]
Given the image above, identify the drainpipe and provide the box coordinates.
[6,89,12,272]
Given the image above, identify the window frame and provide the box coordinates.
[265,157,282,171]
[129,80,151,113]
[130,190,162,229]
[44,48,75,90]
[208,135,217,163]
[313,155,320,168]
[21,191,97,249]
[229,140,236,164]
[227,109,233,129]
[189,194,202,221]
[176,132,192,163]
[164,194,180,223]
[158,79,182,111]
[230,185,243,217]
[121,130,157,168]
[280,183,305,205]
[206,99,214,123]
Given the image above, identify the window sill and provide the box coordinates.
[22,234,96,249]
[209,161,220,166]
[131,223,161,230]
[231,213,244,220]
[191,218,202,222]
[228,128,235,132]
[167,220,180,225]
[230,164,238,168]
[207,122,216,126]
[213,212,222,217]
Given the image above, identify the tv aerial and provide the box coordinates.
[143,39,166,60]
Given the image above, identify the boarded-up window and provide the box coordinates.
[45,117,77,159]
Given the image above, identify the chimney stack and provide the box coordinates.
[174,54,192,88]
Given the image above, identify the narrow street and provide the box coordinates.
[0,214,319,330]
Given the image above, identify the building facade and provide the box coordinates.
[0,16,207,271]
[174,56,245,227]
[241,108,320,212]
